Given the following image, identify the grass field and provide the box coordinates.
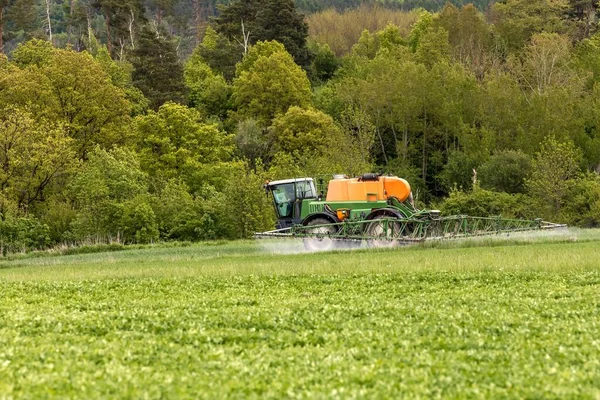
[1,230,600,398]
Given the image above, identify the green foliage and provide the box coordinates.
[308,41,339,83]
[193,26,242,82]
[307,5,418,56]
[558,173,600,227]
[526,137,582,215]
[184,50,232,119]
[232,44,312,124]
[151,180,209,240]
[11,39,54,67]
[351,29,380,59]
[69,146,153,243]
[222,166,276,238]
[479,150,532,194]
[269,106,339,154]
[95,46,150,115]
[235,119,270,163]
[1,45,133,159]
[0,108,76,210]
[491,0,571,51]
[236,40,288,75]
[414,26,451,68]
[3,3,600,251]
[0,216,50,255]
[92,0,147,56]
[509,33,576,94]
[574,32,600,87]
[438,151,478,192]
[377,23,405,52]
[121,198,160,243]
[268,106,373,176]
[135,102,235,193]
[408,10,433,52]
[433,4,494,77]
[440,187,536,219]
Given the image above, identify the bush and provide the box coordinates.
[308,41,339,84]
[557,174,600,227]
[479,150,532,194]
[121,199,159,243]
[222,166,276,239]
[440,187,537,220]
[0,217,51,255]
[438,151,478,193]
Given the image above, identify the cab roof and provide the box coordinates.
[267,178,313,186]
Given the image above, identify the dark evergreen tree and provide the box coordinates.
[0,0,39,53]
[197,29,242,81]
[93,0,146,55]
[214,0,311,68]
[131,25,185,109]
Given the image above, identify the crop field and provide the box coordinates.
[1,230,600,398]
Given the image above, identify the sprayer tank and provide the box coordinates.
[326,176,411,202]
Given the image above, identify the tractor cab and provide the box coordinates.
[266,178,317,229]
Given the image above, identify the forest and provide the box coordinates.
[1,0,600,252]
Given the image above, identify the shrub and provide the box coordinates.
[440,187,537,220]
[479,150,532,194]
[0,217,51,255]
[121,199,159,244]
[437,151,478,193]
[557,174,600,227]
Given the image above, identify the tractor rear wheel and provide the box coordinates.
[366,215,402,248]
[303,218,338,251]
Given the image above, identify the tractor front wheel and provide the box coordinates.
[303,218,338,251]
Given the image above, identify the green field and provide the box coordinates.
[1,230,600,398]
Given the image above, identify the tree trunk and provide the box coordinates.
[403,121,408,162]
[422,110,427,181]
[45,0,53,44]
[376,126,388,165]
[68,0,74,45]
[128,8,135,49]
[192,0,202,41]
[390,125,399,158]
[0,6,4,54]
[104,10,112,54]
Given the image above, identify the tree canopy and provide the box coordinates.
[3,0,600,252]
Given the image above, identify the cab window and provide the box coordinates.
[296,180,315,199]
[271,183,296,218]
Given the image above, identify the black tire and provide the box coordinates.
[365,215,402,248]
[302,218,338,251]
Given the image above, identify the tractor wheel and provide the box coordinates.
[365,215,402,248]
[303,218,338,251]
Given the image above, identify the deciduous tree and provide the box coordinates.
[232,43,312,124]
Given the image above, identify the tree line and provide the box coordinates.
[2,0,600,253]
[0,0,502,57]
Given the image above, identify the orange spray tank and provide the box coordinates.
[325,174,411,202]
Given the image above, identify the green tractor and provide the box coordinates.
[263,174,438,250]
[258,174,566,250]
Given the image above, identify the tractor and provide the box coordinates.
[257,173,566,250]
[262,174,439,250]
